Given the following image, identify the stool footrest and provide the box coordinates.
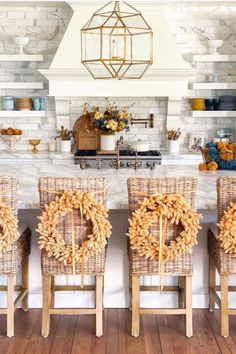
[0,285,23,292]
[54,285,95,292]
[140,308,187,315]
[49,308,97,315]
[140,285,179,292]
[215,286,236,292]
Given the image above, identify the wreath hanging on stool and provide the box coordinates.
[37,190,112,273]
[128,193,202,262]
[0,199,18,254]
[218,202,236,254]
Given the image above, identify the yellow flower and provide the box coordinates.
[109,119,118,131]
[119,112,126,119]
[94,111,103,119]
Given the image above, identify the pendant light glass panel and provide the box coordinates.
[81,1,153,79]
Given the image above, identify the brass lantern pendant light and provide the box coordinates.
[81,1,153,79]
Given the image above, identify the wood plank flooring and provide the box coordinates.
[0,309,236,353]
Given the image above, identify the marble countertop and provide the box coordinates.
[0,151,203,164]
[0,161,234,210]
[0,151,74,163]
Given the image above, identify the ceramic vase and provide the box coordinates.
[60,140,71,153]
[100,135,116,151]
[168,140,179,155]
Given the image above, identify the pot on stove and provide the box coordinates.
[128,139,150,152]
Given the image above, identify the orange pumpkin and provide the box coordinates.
[199,162,207,171]
[217,142,227,150]
[207,161,218,171]
[220,149,233,161]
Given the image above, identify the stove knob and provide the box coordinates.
[153,162,158,168]
[120,162,125,168]
[126,162,131,168]
[85,163,90,168]
[146,162,151,168]
[80,161,86,169]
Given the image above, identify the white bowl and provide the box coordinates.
[14,36,29,46]
[208,39,223,54]
[2,135,21,151]
[13,36,29,54]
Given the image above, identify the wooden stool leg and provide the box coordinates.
[185,275,193,338]
[7,274,15,337]
[96,275,103,337]
[51,276,55,309]
[22,257,29,311]
[178,276,185,309]
[41,275,51,338]
[129,274,132,311]
[131,275,140,337]
[221,275,229,337]
[209,256,216,312]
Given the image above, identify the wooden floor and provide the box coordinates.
[0,309,236,353]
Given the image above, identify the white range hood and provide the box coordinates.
[41,1,193,98]
[40,1,195,130]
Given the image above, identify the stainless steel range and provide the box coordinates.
[74,150,162,170]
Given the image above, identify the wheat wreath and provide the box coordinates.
[218,202,236,254]
[37,190,111,266]
[0,199,18,254]
[128,193,202,262]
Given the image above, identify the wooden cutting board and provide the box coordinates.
[72,114,100,150]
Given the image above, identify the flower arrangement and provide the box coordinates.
[84,98,134,135]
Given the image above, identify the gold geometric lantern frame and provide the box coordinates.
[81,1,153,79]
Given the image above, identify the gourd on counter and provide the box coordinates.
[199,141,236,171]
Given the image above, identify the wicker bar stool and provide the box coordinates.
[0,176,31,337]
[208,177,236,337]
[127,177,199,338]
[38,177,109,338]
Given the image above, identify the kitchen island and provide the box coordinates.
[0,156,223,210]
[0,158,235,310]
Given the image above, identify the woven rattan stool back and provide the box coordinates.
[127,177,198,276]
[128,177,197,211]
[0,176,18,218]
[217,177,236,222]
[38,177,107,275]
